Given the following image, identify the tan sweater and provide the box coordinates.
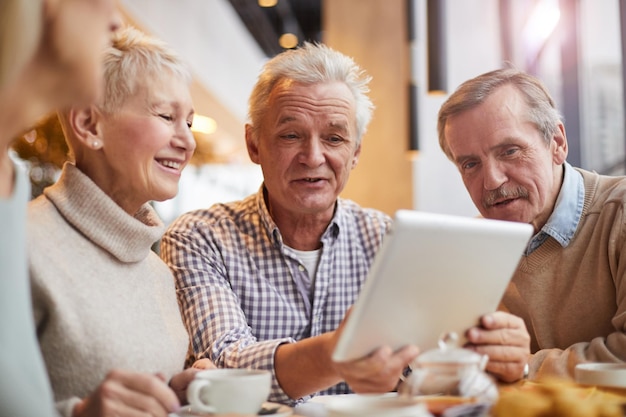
[501,168,626,379]
[28,163,188,417]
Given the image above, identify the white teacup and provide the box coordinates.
[187,369,272,415]
[575,362,626,388]
[325,394,431,417]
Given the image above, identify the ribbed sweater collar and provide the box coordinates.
[43,163,165,263]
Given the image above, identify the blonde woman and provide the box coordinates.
[28,26,214,417]
[0,1,119,417]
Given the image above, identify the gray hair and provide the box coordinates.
[0,0,42,90]
[437,68,563,160]
[248,42,374,144]
[100,26,191,113]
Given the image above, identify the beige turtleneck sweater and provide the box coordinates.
[28,163,189,417]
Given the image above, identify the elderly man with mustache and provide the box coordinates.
[438,67,626,382]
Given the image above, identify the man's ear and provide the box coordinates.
[245,124,260,164]
[552,122,568,165]
[68,106,103,150]
[351,142,362,169]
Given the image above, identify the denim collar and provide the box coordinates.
[526,162,584,255]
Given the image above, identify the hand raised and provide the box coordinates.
[331,307,419,393]
[333,344,419,393]
[465,311,530,382]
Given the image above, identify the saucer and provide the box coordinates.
[575,362,626,388]
[258,402,293,417]
[323,394,430,417]
[172,402,292,417]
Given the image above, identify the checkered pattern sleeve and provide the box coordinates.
[160,205,296,403]
[160,193,392,404]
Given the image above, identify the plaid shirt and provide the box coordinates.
[160,186,391,404]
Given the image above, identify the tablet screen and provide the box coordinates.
[332,210,533,362]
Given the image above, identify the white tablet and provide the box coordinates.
[332,209,534,362]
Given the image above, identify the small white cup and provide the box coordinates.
[325,394,431,417]
[575,362,626,388]
[187,369,272,415]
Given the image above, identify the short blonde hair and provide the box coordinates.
[60,26,191,161]
[0,0,43,90]
[99,26,191,113]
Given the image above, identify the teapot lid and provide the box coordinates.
[415,332,484,365]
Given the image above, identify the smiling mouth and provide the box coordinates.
[157,159,183,170]
[301,177,322,182]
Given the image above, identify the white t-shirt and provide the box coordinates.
[290,247,322,298]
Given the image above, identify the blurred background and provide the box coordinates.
[12,0,626,223]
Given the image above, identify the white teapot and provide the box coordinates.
[399,332,498,402]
